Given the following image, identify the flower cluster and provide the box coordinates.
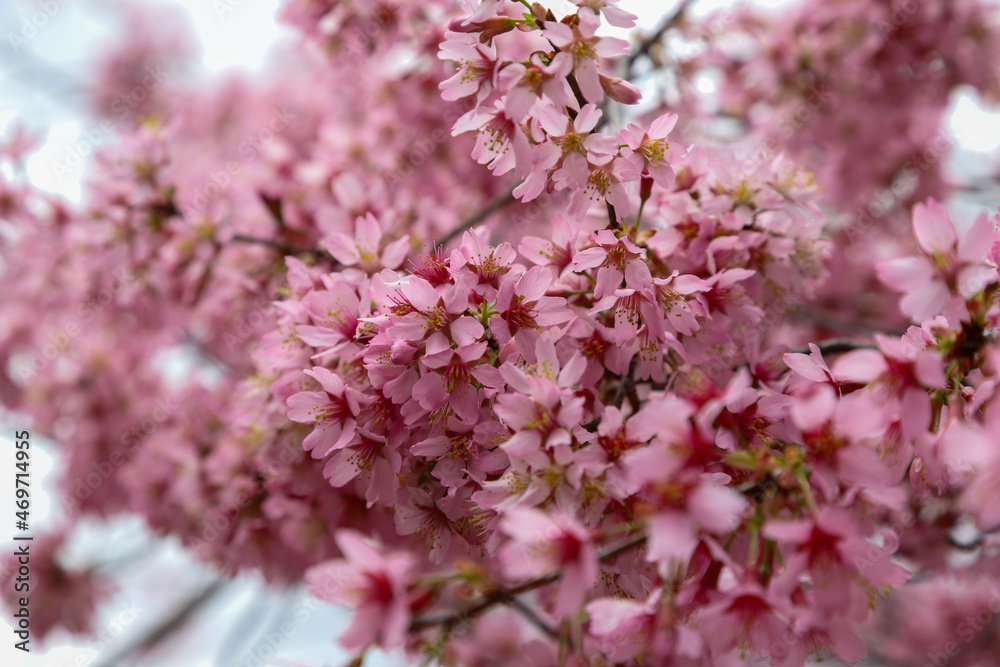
[440,1,664,222]
[693,0,1000,213]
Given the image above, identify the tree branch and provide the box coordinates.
[789,304,900,336]
[258,192,286,229]
[787,339,878,356]
[626,0,696,78]
[409,532,647,633]
[230,233,335,262]
[92,578,226,667]
[439,185,519,246]
[502,594,559,639]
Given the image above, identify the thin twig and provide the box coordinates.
[439,185,519,246]
[93,541,156,576]
[787,339,878,356]
[625,0,696,78]
[258,192,286,229]
[92,578,227,667]
[790,304,902,336]
[409,533,647,633]
[230,233,334,261]
[948,534,983,551]
[502,595,559,639]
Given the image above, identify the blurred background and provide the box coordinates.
[0,4,378,666]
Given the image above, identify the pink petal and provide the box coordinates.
[783,351,829,383]
[831,349,888,384]
[450,316,485,346]
[912,199,957,255]
[958,211,995,263]
[876,256,933,292]
[646,512,696,564]
[900,280,949,321]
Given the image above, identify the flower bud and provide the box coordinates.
[640,175,654,201]
[531,2,548,23]
[479,17,517,43]
[447,17,476,32]
[600,74,642,104]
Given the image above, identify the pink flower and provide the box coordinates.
[944,410,1000,530]
[622,449,746,568]
[573,0,638,28]
[704,268,765,323]
[464,0,502,24]
[542,13,628,103]
[696,582,793,659]
[454,229,517,299]
[877,199,999,322]
[783,343,835,385]
[572,230,652,300]
[764,507,909,615]
[409,245,455,287]
[498,505,597,617]
[495,339,588,468]
[619,113,686,188]
[452,99,531,176]
[956,452,1000,530]
[410,341,504,423]
[787,385,895,489]
[791,611,867,665]
[590,287,652,347]
[410,419,509,489]
[0,532,109,642]
[586,590,661,662]
[323,429,401,506]
[305,530,415,650]
[514,102,603,202]
[394,487,466,564]
[490,265,572,354]
[287,366,366,458]
[648,271,709,337]
[594,405,650,463]
[497,53,575,124]
[518,214,579,277]
[447,610,559,665]
[374,273,485,348]
[295,279,362,357]
[557,150,633,220]
[438,35,499,102]
[325,213,409,273]
[832,325,945,442]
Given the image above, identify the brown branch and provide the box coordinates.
[230,233,335,262]
[790,304,904,336]
[409,532,647,633]
[439,185,519,246]
[258,192,286,230]
[786,339,878,356]
[626,0,696,78]
[92,578,226,667]
[503,595,559,639]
